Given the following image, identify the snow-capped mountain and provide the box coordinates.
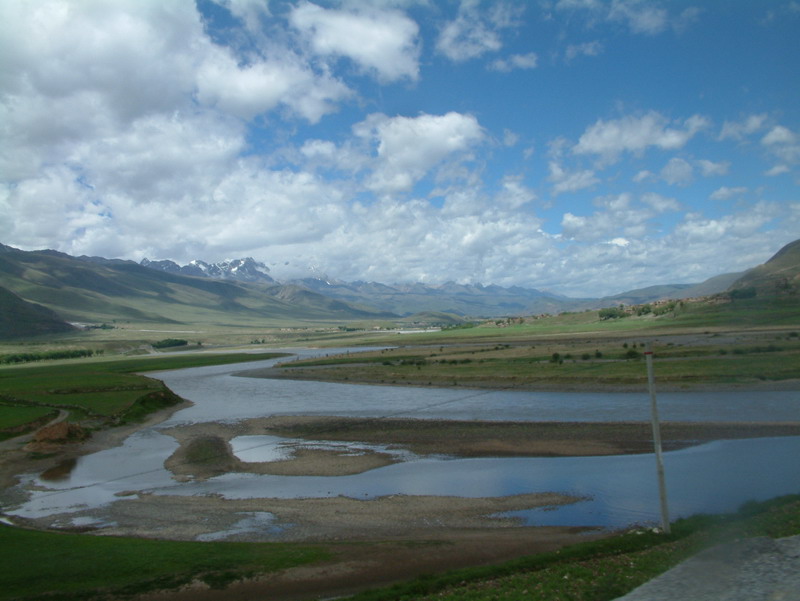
[141,257,274,284]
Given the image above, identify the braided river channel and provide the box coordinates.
[4,348,800,534]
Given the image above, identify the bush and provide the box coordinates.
[599,307,626,320]
[152,339,188,349]
[730,287,757,300]
[0,349,96,365]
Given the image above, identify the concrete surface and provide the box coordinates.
[614,535,800,601]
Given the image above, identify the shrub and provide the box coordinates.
[152,339,189,349]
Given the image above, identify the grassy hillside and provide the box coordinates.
[0,286,74,338]
[730,238,800,296]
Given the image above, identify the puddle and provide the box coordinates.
[196,512,286,541]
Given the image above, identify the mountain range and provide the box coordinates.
[0,239,797,339]
[137,257,748,317]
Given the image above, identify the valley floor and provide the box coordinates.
[2,335,799,601]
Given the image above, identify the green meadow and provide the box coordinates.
[0,352,289,437]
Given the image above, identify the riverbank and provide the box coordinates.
[240,364,800,393]
[0,398,192,491]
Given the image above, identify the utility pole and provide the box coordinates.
[645,343,670,534]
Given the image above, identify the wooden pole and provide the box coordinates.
[645,343,670,534]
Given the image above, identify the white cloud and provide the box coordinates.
[573,112,709,163]
[660,157,693,186]
[216,0,272,32]
[354,112,485,196]
[489,52,538,72]
[554,0,690,35]
[548,162,599,195]
[765,164,790,177]
[710,186,748,201]
[674,202,780,243]
[697,159,729,177]
[502,129,520,147]
[719,113,768,140]
[436,0,522,62]
[762,125,796,146]
[289,1,420,82]
[761,125,800,166]
[641,192,680,212]
[565,40,603,61]
[560,193,653,242]
[608,0,668,34]
[495,175,536,209]
[196,44,351,122]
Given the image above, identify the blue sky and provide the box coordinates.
[1,0,798,297]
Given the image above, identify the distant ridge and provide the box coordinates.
[141,257,274,284]
[1,237,797,338]
[0,245,394,336]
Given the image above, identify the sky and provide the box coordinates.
[1,0,799,297]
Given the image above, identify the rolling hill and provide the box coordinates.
[0,245,393,335]
[729,238,800,296]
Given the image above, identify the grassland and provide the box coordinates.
[0,523,329,601]
[0,352,289,439]
[260,327,800,391]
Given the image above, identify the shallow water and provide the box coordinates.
[156,351,800,425]
[3,349,800,531]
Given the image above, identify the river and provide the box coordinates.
[3,349,800,532]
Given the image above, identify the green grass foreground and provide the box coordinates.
[0,524,329,600]
[0,352,289,434]
[346,495,800,601]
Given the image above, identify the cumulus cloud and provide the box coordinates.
[573,112,709,163]
[354,112,485,196]
[641,192,680,212]
[719,113,768,140]
[289,1,420,82]
[765,164,790,177]
[674,202,781,243]
[761,125,800,166]
[489,52,538,72]
[660,157,694,186]
[560,193,653,242]
[762,125,796,146]
[436,0,522,62]
[710,186,748,200]
[565,40,604,61]
[697,159,730,177]
[196,44,351,122]
[548,162,600,195]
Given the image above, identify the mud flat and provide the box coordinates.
[161,415,800,476]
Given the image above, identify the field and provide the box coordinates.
[0,352,290,442]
